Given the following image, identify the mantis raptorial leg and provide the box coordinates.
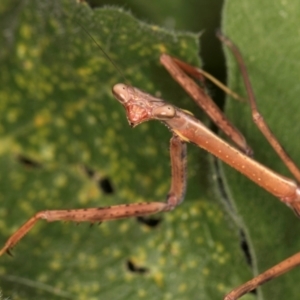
[2,29,300,299]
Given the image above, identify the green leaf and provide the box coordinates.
[222,0,300,299]
[0,1,252,299]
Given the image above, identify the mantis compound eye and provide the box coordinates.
[153,104,176,120]
[112,83,130,104]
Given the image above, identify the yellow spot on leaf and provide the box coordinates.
[153,271,164,287]
[49,260,62,271]
[119,222,129,233]
[54,174,67,187]
[202,267,210,276]
[7,109,19,123]
[34,112,51,127]
[41,144,55,160]
[138,289,146,297]
[77,67,93,77]
[112,248,121,258]
[178,283,187,292]
[17,43,26,58]
[20,24,32,39]
[153,43,167,53]
[217,283,226,292]
[24,59,33,70]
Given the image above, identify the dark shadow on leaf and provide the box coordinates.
[82,165,115,194]
[126,259,149,274]
[17,155,42,169]
[136,216,162,228]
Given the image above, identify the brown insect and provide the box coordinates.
[2,31,300,299]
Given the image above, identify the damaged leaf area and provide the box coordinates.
[0,0,251,299]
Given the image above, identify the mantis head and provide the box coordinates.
[112,83,176,127]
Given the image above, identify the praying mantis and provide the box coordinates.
[2,1,300,299]
[2,18,300,300]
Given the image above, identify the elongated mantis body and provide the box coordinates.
[2,29,300,299]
